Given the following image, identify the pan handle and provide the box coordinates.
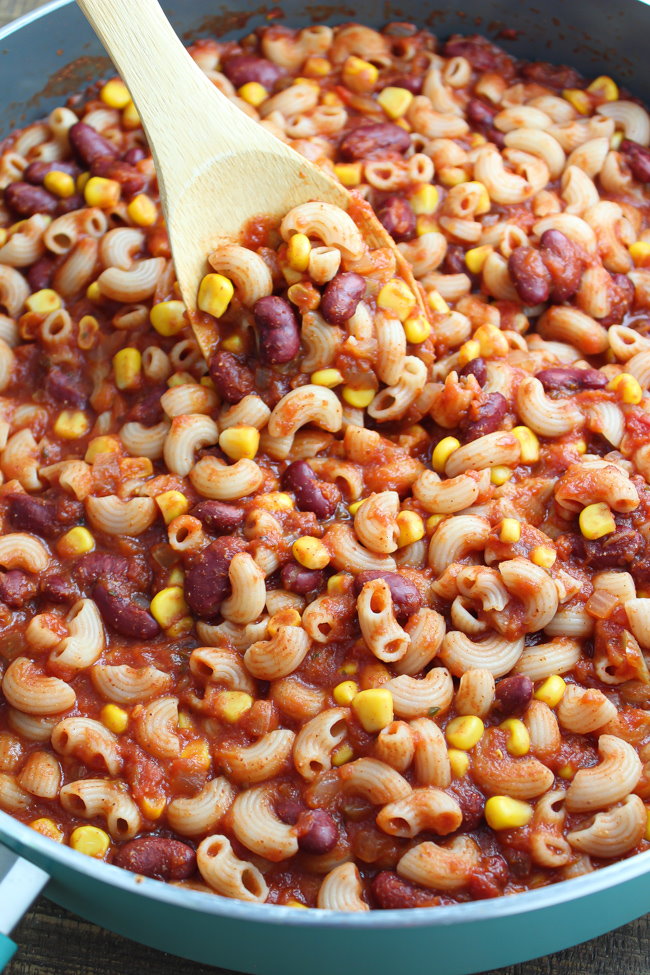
[0,844,49,971]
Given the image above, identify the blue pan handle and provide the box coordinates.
[0,844,49,971]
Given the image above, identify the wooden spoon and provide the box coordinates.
[76,0,427,357]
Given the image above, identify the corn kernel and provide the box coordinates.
[474,323,509,358]
[562,88,591,115]
[139,796,166,820]
[396,510,425,547]
[76,171,90,194]
[101,703,129,734]
[426,514,445,532]
[100,78,131,108]
[70,825,110,858]
[333,162,363,187]
[238,81,268,106]
[311,368,343,388]
[84,176,121,208]
[342,384,375,408]
[328,573,351,596]
[177,711,194,730]
[267,607,302,638]
[286,232,311,272]
[292,535,330,570]
[485,796,533,830]
[575,439,587,454]
[465,245,492,275]
[445,715,484,750]
[629,241,650,266]
[342,56,379,93]
[608,372,643,404]
[303,56,331,77]
[25,288,61,314]
[53,410,90,440]
[219,425,260,461]
[465,181,491,214]
[254,492,294,511]
[57,526,95,559]
[470,132,487,148]
[113,347,142,390]
[197,272,234,318]
[221,333,245,354]
[127,193,157,227]
[512,425,540,464]
[168,567,185,588]
[432,436,461,474]
[558,764,575,780]
[409,184,439,215]
[86,281,102,302]
[416,215,439,236]
[645,807,650,842]
[534,674,566,708]
[499,518,521,544]
[85,435,120,462]
[218,690,253,723]
[340,660,358,675]
[348,498,366,517]
[610,130,624,150]
[332,743,354,766]
[427,290,450,314]
[458,339,481,367]
[149,300,187,338]
[579,501,616,540]
[181,739,211,770]
[439,167,468,186]
[43,170,76,198]
[150,586,188,629]
[490,466,513,485]
[377,278,417,322]
[167,371,196,388]
[0,228,6,247]
[352,687,394,732]
[30,818,64,842]
[587,75,619,101]
[286,899,309,908]
[500,718,531,756]
[530,545,556,568]
[333,680,359,705]
[156,489,189,524]
[122,100,141,129]
[377,86,414,119]
[448,748,470,778]
[404,314,431,344]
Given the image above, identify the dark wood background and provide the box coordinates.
[1,0,649,971]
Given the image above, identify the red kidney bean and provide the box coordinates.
[122,146,147,165]
[280,560,326,596]
[40,573,80,604]
[27,255,56,292]
[0,570,37,608]
[620,139,650,182]
[465,98,505,148]
[253,296,301,365]
[4,181,58,216]
[23,160,80,184]
[441,243,470,276]
[495,675,533,714]
[125,385,167,426]
[372,871,439,909]
[7,494,58,537]
[443,36,515,76]
[281,460,339,519]
[295,809,338,854]
[90,157,146,198]
[93,582,160,639]
[339,123,411,161]
[460,392,508,442]
[575,528,644,570]
[45,366,90,409]
[535,366,607,393]
[459,356,487,386]
[508,246,551,304]
[275,795,304,825]
[353,571,422,619]
[184,536,247,618]
[222,54,285,91]
[539,229,583,303]
[598,272,634,326]
[448,778,485,830]
[113,837,196,881]
[208,351,255,404]
[320,272,366,326]
[68,121,119,166]
[55,193,85,216]
[521,61,585,91]
[73,552,129,588]
[191,500,245,533]
[376,195,416,242]
[389,74,423,94]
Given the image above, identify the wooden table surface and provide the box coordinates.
[1,0,649,972]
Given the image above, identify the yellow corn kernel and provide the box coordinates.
[534,674,566,708]
[474,323,509,358]
[416,215,439,236]
[101,703,129,734]
[122,100,141,129]
[181,739,211,770]
[197,272,234,318]
[53,410,90,440]
[292,535,330,570]
[167,371,196,387]
[579,501,616,540]
[127,193,157,227]
[342,56,379,93]
[167,617,193,640]
[587,75,619,101]
[328,573,351,596]
[178,711,195,731]
[293,77,320,89]
[432,436,460,474]
[76,171,90,194]
[352,688,394,733]
[219,425,260,461]
[558,764,575,780]
[150,586,188,629]
[86,281,102,302]
[311,368,343,388]
[448,748,470,778]
[139,796,166,820]
[465,245,492,275]
[0,228,6,247]
[333,162,363,187]
[57,526,95,559]
[645,807,650,842]
[286,899,309,908]
[470,132,487,148]
[342,384,375,409]
[70,825,110,858]
[156,489,189,524]
[396,510,425,547]
[409,184,439,215]
[113,347,142,390]
[512,425,540,464]
[25,288,61,314]
[499,518,521,544]
[377,86,414,119]
[30,818,64,842]
[575,438,587,454]
[150,299,188,338]
[629,241,650,266]
[427,290,450,314]
[340,660,358,675]
[607,372,643,405]
[303,56,331,77]
[404,314,431,344]
[84,175,121,208]
[426,514,445,532]
[267,607,302,638]
[485,796,533,830]
[377,278,417,322]
[322,91,343,107]
[43,170,76,198]
[445,715,484,750]
[121,454,152,478]
[490,466,513,485]
[333,680,359,706]
[218,690,253,723]
[439,167,468,186]
[458,339,481,367]
[348,499,366,516]
[562,88,591,115]
[332,743,354,766]
[530,545,556,569]
[464,181,491,215]
[220,333,245,354]
[286,232,311,272]
[499,718,531,757]
[610,130,624,150]
[254,492,294,511]
[100,78,131,108]
[85,435,120,462]
[168,567,185,588]
[238,81,268,106]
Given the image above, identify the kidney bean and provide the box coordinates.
[68,121,119,166]
[4,181,58,216]
[208,350,255,404]
[23,160,80,184]
[598,272,634,327]
[281,460,339,519]
[508,246,551,305]
[372,871,439,909]
[295,809,338,854]
[55,193,85,216]
[222,53,285,91]
[535,366,607,394]
[122,146,147,165]
[460,391,508,442]
[40,573,79,604]
[521,61,584,91]
[90,157,146,198]
[448,778,485,830]
[0,570,37,608]
[191,500,245,533]
[280,560,325,596]
[27,255,56,292]
[459,356,487,386]
[253,295,301,365]
[73,552,129,588]
[620,139,650,182]
[93,582,160,639]
[495,675,533,714]
[582,528,644,569]
[320,272,366,326]
[539,229,583,303]
[7,494,58,537]
[465,98,505,148]
[275,795,304,825]
[125,385,167,426]
[376,195,416,242]
[389,74,423,94]
[441,243,470,276]
[113,837,196,881]
[184,536,247,618]
[339,122,411,161]
[44,366,90,409]
[353,571,422,619]
[443,35,514,75]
